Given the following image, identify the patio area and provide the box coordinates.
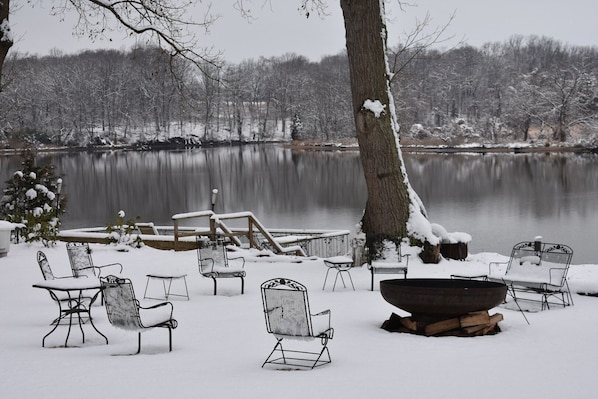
[1,241,597,399]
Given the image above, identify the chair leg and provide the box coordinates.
[212,277,217,295]
[322,267,333,290]
[262,339,284,368]
[241,277,245,294]
[136,332,142,354]
[371,270,374,291]
[168,327,173,352]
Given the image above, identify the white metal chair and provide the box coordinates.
[261,278,334,369]
[100,275,178,354]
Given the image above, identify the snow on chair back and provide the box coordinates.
[260,278,333,369]
[37,251,55,280]
[100,275,178,354]
[67,242,123,278]
[506,241,573,286]
[101,276,142,331]
[67,242,97,278]
[262,280,311,337]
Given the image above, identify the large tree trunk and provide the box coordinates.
[0,0,13,90]
[341,0,439,262]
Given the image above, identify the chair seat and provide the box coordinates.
[370,262,407,272]
[139,307,176,328]
[211,266,245,274]
[324,256,353,265]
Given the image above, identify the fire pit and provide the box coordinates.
[380,278,507,336]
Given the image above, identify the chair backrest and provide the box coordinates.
[66,242,96,278]
[37,251,55,280]
[261,278,313,337]
[367,240,408,265]
[197,239,228,273]
[100,275,143,331]
[506,241,573,286]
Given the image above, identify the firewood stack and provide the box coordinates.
[381,311,504,337]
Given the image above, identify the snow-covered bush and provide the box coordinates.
[106,210,141,249]
[0,151,66,246]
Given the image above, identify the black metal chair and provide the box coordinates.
[261,278,334,369]
[100,275,178,354]
[367,246,410,291]
[197,238,245,295]
[36,250,93,325]
[66,242,123,278]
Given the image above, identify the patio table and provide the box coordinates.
[32,278,108,348]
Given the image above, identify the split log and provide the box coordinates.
[460,311,490,328]
[424,317,461,336]
[400,317,418,331]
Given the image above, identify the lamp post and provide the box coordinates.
[55,178,62,218]
[211,189,219,212]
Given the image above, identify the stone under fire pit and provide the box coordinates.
[380,278,507,336]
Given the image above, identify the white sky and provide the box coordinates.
[8,0,598,63]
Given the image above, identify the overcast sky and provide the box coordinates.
[9,1,598,63]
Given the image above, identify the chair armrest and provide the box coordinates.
[96,262,123,276]
[488,261,508,276]
[312,309,331,325]
[55,275,88,279]
[548,267,567,286]
[199,258,215,274]
[139,301,175,328]
[141,301,174,312]
[311,309,333,338]
[228,255,245,268]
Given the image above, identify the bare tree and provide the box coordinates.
[0,0,220,90]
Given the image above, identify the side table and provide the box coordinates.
[144,273,189,300]
[323,256,355,291]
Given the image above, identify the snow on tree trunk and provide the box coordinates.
[0,0,13,90]
[340,0,439,262]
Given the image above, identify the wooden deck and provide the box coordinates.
[58,211,351,257]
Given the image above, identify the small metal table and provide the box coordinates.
[33,278,108,348]
[323,256,355,291]
[144,273,189,300]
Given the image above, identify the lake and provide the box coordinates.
[1,145,597,264]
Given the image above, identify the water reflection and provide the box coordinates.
[1,147,597,263]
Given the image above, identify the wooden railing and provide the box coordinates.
[171,210,308,255]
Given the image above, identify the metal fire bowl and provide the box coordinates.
[380,278,507,318]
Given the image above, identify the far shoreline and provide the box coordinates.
[1,138,597,156]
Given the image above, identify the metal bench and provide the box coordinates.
[486,240,574,310]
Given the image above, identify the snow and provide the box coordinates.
[0,18,11,42]
[362,99,386,117]
[2,241,598,398]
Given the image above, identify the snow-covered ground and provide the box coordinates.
[1,241,597,399]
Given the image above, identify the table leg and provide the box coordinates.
[87,289,108,344]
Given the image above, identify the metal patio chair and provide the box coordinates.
[197,238,246,295]
[100,275,178,354]
[261,278,334,369]
[367,245,410,291]
[66,242,123,278]
[36,250,93,325]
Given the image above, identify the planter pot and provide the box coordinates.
[0,221,16,258]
